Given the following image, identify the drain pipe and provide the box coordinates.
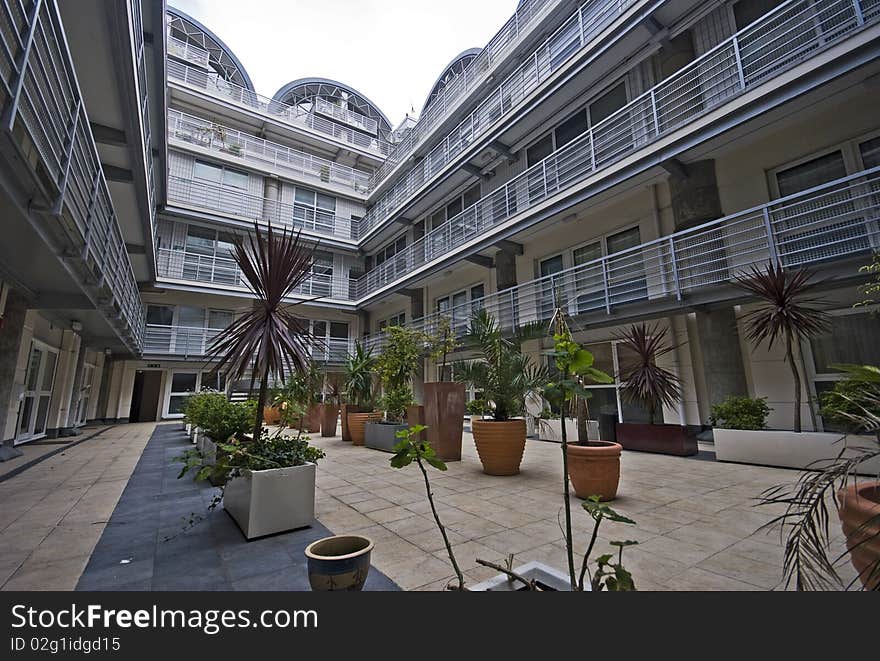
[650,184,687,426]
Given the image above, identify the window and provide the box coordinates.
[589,82,628,127]
[858,136,880,169]
[293,186,337,233]
[182,226,239,285]
[555,110,588,149]
[193,160,248,189]
[379,312,406,330]
[374,235,408,282]
[301,251,334,297]
[310,319,350,363]
[168,372,198,415]
[527,134,554,168]
[436,284,485,334]
[732,0,783,30]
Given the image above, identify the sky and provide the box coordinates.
[170,0,519,128]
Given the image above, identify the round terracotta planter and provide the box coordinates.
[348,412,382,446]
[471,419,527,476]
[567,441,622,501]
[305,535,374,591]
[837,481,880,590]
[263,406,281,425]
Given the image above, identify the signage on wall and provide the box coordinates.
[146,363,161,368]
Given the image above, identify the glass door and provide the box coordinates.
[75,363,95,427]
[16,341,58,444]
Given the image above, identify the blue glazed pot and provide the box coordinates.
[304,535,374,591]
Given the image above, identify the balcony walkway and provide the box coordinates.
[0,421,861,590]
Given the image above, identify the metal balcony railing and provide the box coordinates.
[356,0,880,297]
[155,247,356,301]
[168,109,372,194]
[370,0,557,186]
[314,97,378,136]
[167,175,359,241]
[167,59,392,157]
[134,0,156,231]
[0,0,145,352]
[358,0,640,237]
[363,166,880,351]
[144,323,353,363]
[166,33,210,69]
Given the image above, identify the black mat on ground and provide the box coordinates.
[77,424,399,591]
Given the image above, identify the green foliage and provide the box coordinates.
[218,428,325,479]
[819,364,880,433]
[182,391,256,442]
[389,425,447,472]
[856,252,880,307]
[465,399,487,417]
[580,496,638,592]
[453,310,547,421]
[616,323,682,425]
[380,384,415,423]
[344,341,377,407]
[425,316,458,380]
[376,326,424,390]
[544,328,613,413]
[180,390,219,429]
[709,395,772,431]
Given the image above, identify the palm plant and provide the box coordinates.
[344,341,377,408]
[453,310,546,421]
[734,262,830,432]
[616,323,682,425]
[206,222,318,441]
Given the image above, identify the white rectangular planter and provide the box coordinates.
[223,462,316,540]
[714,429,880,474]
[538,419,600,442]
[200,436,217,466]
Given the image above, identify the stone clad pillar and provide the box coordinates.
[263,176,281,224]
[0,287,28,452]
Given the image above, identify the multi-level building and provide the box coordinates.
[1,0,879,451]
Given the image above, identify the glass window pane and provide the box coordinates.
[527,134,554,167]
[40,351,56,391]
[185,226,216,255]
[168,395,188,415]
[463,184,481,208]
[810,313,880,374]
[171,372,197,393]
[589,82,628,126]
[330,322,348,339]
[26,347,42,390]
[316,193,336,211]
[34,395,50,433]
[606,227,641,254]
[776,151,847,196]
[146,305,174,325]
[223,168,249,190]
[733,0,783,30]
[313,321,327,338]
[446,198,462,219]
[540,254,564,277]
[208,310,233,329]
[555,110,588,149]
[177,306,205,327]
[295,188,316,205]
[573,241,602,265]
[859,136,880,169]
[193,161,222,183]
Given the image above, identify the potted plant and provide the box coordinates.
[343,341,380,444]
[422,316,466,461]
[365,325,422,452]
[615,323,696,456]
[465,398,487,420]
[320,376,342,437]
[304,534,374,591]
[454,310,547,475]
[303,361,324,433]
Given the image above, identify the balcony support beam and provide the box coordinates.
[102,164,134,183]
[465,254,494,269]
[660,157,689,180]
[490,140,517,163]
[495,239,523,256]
[461,163,484,179]
[90,122,127,147]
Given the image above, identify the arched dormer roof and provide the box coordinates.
[167,6,255,92]
[421,48,482,114]
[272,78,392,137]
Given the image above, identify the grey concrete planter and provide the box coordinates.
[223,462,316,540]
[469,561,580,591]
[200,436,217,466]
[538,419,600,442]
[364,422,408,452]
[714,428,880,474]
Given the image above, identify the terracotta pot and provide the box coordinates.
[263,406,281,425]
[837,481,880,590]
[348,412,382,446]
[305,535,374,591]
[320,403,339,437]
[471,419,527,476]
[566,441,622,501]
[424,382,465,461]
[340,404,364,441]
[306,404,322,433]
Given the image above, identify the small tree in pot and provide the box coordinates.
[367,326,423,451]
[320,376,343,437]
[423,316,466,461]
[454,310,546,475]
[343,341,379,445]
[614,322,694,456]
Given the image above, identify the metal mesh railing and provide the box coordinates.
[167,59,392,157]
[0,0,144,352]
[167,175,359,241]
[358,0,639,237]
[168,108,372,195]
[166,33,210,69]
[314,97,378,136]
[362,166,880,351]
[369,0,557,187]
[155,247,355,301]
[355,0,877,297]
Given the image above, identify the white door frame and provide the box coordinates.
[15,339,59,444]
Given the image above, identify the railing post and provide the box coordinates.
[668,237,682,301]
[602,260,611,314]
[731,37,747,91]
[762,207,780,268]
[80,169,102,261]
[649,89,660,136]
[52,100,82,215]
[853,0,865,24]
[2,0,43,131]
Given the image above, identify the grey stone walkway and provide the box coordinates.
[76,424,398,591]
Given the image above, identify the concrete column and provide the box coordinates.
[408,288,424,321]
[95,354,113,422]
[690,307,749,420]
[46,329,81,437]
[495,250,518,330]
[657,31,696,80]
[668,159,724,231]
[263,176,281,223]
[0,288,28,450]
[64,342,88,430]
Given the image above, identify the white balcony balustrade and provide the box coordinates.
[144,324,353,363]
[156,248,356,301]
[167,175,359,241]
[0,0,145,353]
[359,0,640,237]
[168,109,372,194]
[314,97,378,136]
[356,0,880,297]
[166,33,211,69]
[363,166,880,351]
[167,59,392,157]
[371,0,557,185]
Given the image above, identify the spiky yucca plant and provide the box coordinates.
[206,222,319,441]
[734,262,829,433]
[616,323,682,425]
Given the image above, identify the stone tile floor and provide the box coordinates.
[311,429,859,591]
[0,420,860,591]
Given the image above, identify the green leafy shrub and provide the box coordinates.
[465,399,487,417]
[709,395,772,430]
[380,384,414,423]
[180,390,218,429]
[376,326,424,422]
[819,365,880,433]
[202,397,257,442]
[219,428,325,479]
